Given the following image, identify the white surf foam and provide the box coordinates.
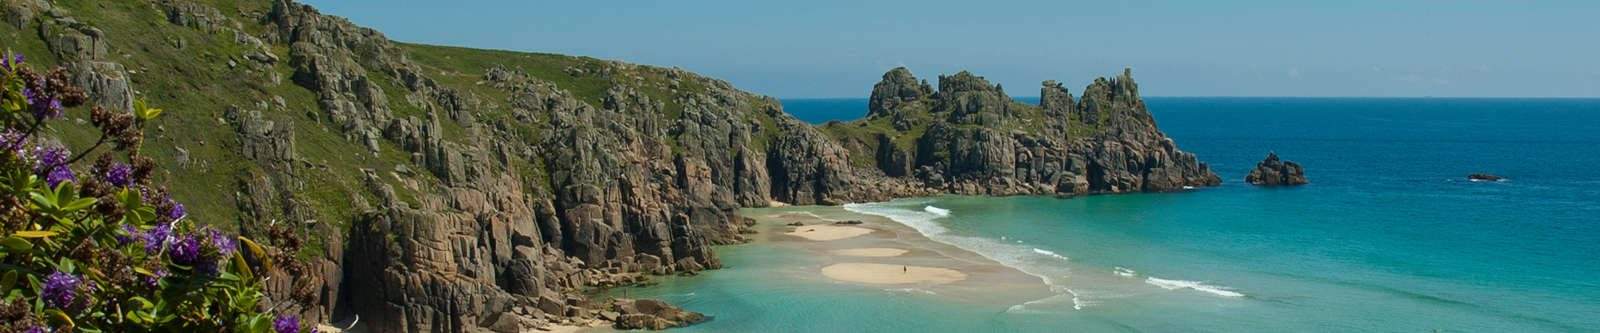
[885,288,939,295]
[1144,277,1245,298]
[923,205,951,216]
[1113,267,1137,278]
[1033,248,1070,261]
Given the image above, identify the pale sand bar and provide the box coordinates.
[831,247,909,257]
[821,263,967,284]
[784,224,873,241]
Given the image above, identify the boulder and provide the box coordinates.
[610,298,707,330]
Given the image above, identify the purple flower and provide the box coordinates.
[274,314,301,333]
[117,224,139,246]
[104,163,133,187]
[167,202,187,221]
[1,53,20,70]
[22,81,63,120]
[31,144,68,171]
[24,326,45,333]
[208,228,237,257]
[169,235,202,266]
[42,271,82,310]
[143,223,172,254]
[0,128,27,154]
[143,268,167,288]
[32,98,63,120]
[44,165,74,187]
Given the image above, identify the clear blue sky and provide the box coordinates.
[303,0,1599,98]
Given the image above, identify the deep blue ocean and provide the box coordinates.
[615,97,1600,332]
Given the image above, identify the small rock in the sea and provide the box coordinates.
[1468,173,1504,182]
[833,220,864,225]
[1245,152,1308,186]
[785,222,804,226]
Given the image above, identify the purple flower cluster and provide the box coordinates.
[30,144,73,187]
[144,268,168,288]
[117,224,138,246]
[142,223,172,254]
[0,52,20,71]
[168,235,202,267]
[168,202,186,221]
[274,315,301,333]
[42,271,83,310]
[208,228,238,257]
[103,162,132,187]
[21,80,64,121]
[0,128,25,153]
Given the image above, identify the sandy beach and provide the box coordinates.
[832,247,909,257]
[821,263,967,284]
[784,224,875,241]
[740,206,1049,303]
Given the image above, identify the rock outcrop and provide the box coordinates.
[1468,173,1504,182]
[607,298,708,330]
[1245,152,1309,186]
[867,67,932,118]
[835,68,1219,197]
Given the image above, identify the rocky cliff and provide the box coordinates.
[1,1,1216,331]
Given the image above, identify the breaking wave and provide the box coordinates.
[1145,277,1245,298]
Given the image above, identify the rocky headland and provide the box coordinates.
[0,0,1218,331]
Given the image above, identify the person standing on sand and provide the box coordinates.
[903,266,907,274]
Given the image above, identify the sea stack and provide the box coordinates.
[1245,152,1308,186]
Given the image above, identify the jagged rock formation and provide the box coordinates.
[1245,152,1308,186]
[832,68,1219,197]
[2,1,1219,331]
[867,67,932,118]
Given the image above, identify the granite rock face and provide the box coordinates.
[1245,152,1309,186]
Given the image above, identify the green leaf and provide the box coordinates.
[44,309,75,331]
[62,197,97,212]
[129,296,155,310]
[135,99,163,120]
[0,271,15,294]
[232,253,253,280]
[29,191,56,208]
[0,236,30,251]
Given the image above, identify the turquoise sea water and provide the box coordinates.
[616,98,1600,332]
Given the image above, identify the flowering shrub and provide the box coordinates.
[0,51,311,332]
